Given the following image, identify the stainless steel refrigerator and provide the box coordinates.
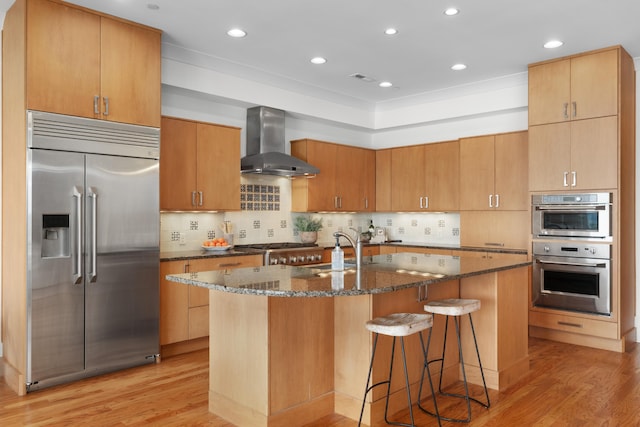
[26,110,160,391]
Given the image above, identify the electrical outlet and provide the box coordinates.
[179,232,186,245]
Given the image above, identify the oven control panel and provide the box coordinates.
[533,241,610,259]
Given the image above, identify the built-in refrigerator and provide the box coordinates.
[26,110,160,391]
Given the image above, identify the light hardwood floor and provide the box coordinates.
[1,337,639,426]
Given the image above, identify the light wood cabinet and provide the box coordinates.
[26,0,161,127]
[160,116,240,211]
[321,245,380,262]
[160,254,262,350]
[528,116,618,191]
[528,48,618,126]
[527,46,636,353]
[460,210,529,250]
[460,131,528,211]
[375,149,392,211]
[383,140,459,212]
[291,139,375,212]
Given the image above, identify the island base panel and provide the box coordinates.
[209,390,333,427]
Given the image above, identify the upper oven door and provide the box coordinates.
[533,204,611,240]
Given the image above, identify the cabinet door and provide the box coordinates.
[336,145,364,211]
[307,141,338,211]
[376,149,392,211]
[528,59,571,126]
[460,211,529,250]
[362,148,376,212]
[100,18,161,127]
[26,0,101,119]
[570,116,618,190]
[159,261,189,345]
[196,123,241,210]
[570,49,618,121]
[459,135,495,210]
[528,123,571,192]
[424,141,459,211]
[160,117,198,210]
[391,145,424,211]
[494,131,528,210]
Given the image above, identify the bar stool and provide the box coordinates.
[418,298,490,423]
[358,313,441,427]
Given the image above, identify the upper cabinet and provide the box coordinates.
[528,117,618,191]
[25,0,161,127]
[528,48,618,126]
[291,139,375,212]
[528,46,634,192]
[160,116,241,211]
[459,131,528,211]
[379,140,459,212]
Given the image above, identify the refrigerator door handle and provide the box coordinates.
[88,187,98,283]
[72,186,83,284]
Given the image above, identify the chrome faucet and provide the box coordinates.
[333,228,362,270]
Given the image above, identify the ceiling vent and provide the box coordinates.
[349,73,376,83]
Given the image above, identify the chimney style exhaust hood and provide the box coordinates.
[241,106,320,176]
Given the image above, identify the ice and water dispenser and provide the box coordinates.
[41,214,70,258]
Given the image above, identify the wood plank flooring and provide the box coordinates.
[1,337,639,426]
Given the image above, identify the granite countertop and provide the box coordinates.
[165,252,531,297]
[161,241,527,262]
[160,248,264,262]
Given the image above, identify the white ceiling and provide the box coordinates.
[53,1,640,108]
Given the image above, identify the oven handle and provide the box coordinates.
[535,259,608,268]
[534,205,607,211]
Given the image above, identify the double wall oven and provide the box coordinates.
[531,192,613,316]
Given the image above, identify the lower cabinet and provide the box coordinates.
[321,245,380,262]
[159,254,263,356]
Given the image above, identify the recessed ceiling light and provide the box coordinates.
[384,28,398,35]
[147,3,159,10]
[379,81,393,88]
[227,28,247,38]
[451,63,467,71]
[544,40,564,49]
[444,8,460,16]
[310,57,327,65]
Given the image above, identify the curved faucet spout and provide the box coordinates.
[333,228,362,270]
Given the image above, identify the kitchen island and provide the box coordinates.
[166,252,530,427]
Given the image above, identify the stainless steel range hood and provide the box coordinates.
[241,106,320,176]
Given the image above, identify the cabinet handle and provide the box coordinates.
[563,102,569,119]
[572,101,577,118]
[571,171,577,187]
[558,321,582,328]
[495,194,500,208]
[488,194,493,208]
[219,262,242,268]
[192,191,197,206]
[484,242,504,247]
[198,191,204,206]
[94,95,100,114]
[103,97,109,116]
[563,172,569,187]
[424,196,429,209]
[364,198,368,209]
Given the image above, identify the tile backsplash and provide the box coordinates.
[160,175,460,251]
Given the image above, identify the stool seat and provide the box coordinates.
[366,313,433,337]
[423,298,480,316]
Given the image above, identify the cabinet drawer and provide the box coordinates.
[529,310,617,339]
[189,286,209,308]
[191,254,263,271]
[188,306,209,339]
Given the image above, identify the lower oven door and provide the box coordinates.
[532,255,611,315]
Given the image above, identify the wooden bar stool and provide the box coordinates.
[358,313,441,427]
[419,298,490,423]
